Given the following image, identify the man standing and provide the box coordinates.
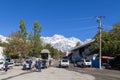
[49,59,52,66]
[37,59,42,72]
[29,60,32,70]
[4,61,8,72]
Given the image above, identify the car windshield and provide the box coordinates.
[0,62,3,64]
[86,60,90,62]
[62,59,68,62]
[26,61,29,63]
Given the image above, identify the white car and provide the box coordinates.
[8,61,15,69]
[0,60,4,70]
[76,59,92,67]
[59,59,69,68]
[0,60,14,70]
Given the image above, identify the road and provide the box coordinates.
[0,61,120,80]
[52,61,120,80]
[0,65,95,80]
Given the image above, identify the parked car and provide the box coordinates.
[0,60,4,70]
[22,59,36,70]
[76,59,92,67]
[0,60,14,70]
[59,59,69,68]
[8,61,15,69]
[14,62,23,66]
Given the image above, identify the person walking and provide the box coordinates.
[37,59,42,72]
[4,61,8,72]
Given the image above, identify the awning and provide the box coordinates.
[102,56,114,59]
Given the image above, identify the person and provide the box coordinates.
[37,59,42,72]
[43,60,47,68]
[22,61,27,70]
[49,59,51,66]
[73,59,76,67]
[35,59,38,70]
[29,60,32,70]
[4,61,8,72]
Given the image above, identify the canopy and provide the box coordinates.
[41,49,50,54]
[102,56,114,59]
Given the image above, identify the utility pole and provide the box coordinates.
[95,16,105,69]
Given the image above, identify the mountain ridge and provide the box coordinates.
[0,34,92,53]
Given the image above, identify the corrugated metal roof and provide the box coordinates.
[71,39,95,51]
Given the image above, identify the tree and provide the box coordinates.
[44,44,65,59]
[90,23,120,56]
[4,20,29,59]
[75,42,81,47]
[19,19,27,40]
[32,21,43,57]
[4,32,23,58]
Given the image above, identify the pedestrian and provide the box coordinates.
[29,60,32,70]
[4,61,8,72]
[49,59,51,66]
[35,59,38,70]
[73,59,76,67]
[43,60,47,68]
[22,60,27,70]
[37,59,42,72]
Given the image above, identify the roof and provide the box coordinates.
[71,39,95,51]
[41,49,50,53]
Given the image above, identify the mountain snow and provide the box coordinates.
[41,34,83,53]
[0,35,7,43]
[0,34,92,53]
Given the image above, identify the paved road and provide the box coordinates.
[52,61,120,80]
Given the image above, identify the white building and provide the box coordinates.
[0,47,4,60]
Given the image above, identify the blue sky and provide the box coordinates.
[0,0,120,41]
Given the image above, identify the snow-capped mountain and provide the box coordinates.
[0,35,7,43]
[0,34,92,53]
[41,34,83,53]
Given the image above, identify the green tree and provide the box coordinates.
[4,32,23,58]
[4,20,29,59]
[32,21,43,57]
[19,19,27,40]
[44,44,65,59]
[90,23,120,56]
[75,41,81,47]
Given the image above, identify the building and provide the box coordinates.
[0,47,4,60]
[68,39,95,62]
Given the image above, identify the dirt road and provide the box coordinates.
[52,61,120,80]
[0,66,95,80]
